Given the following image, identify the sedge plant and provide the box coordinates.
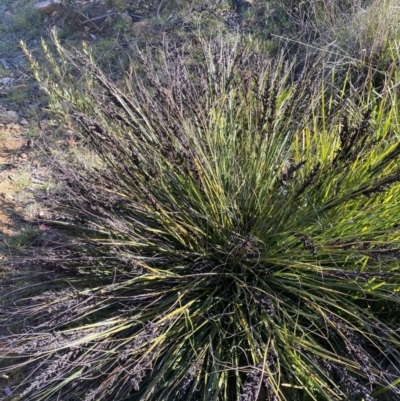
[1,33,400,401]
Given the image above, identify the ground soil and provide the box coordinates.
[0,120,34,400]
[0,123,26,235]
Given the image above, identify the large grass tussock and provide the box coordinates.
[1,32,400,400]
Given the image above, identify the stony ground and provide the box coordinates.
[0,0,52,241]
[0,0,147,242]
[0,115,26,235]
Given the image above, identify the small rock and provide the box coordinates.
[6,110,18,122]
[0,77,12,85]
[132,20,149,36]
[20,118,28,125]
[20,153,28,160]
[84,25,90,34]
[34,0,61,14]
[6,110,19,123]
[0,110,18,123]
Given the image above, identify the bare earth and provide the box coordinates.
[0,122,25,236]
